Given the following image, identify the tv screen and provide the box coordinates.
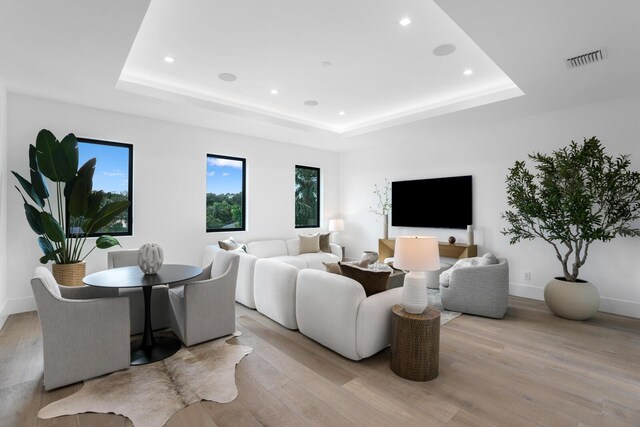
[391,175,472,229]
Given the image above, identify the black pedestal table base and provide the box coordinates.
[82,264,203,366]
[130,335,182,365]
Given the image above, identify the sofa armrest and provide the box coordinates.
[329,243,343,261]
[356,287,402,359]
[254,259,299,329]
[59,285,119,300]
[296,269,365,360]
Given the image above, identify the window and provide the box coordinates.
[68,138,133,236]
[295,165,320,228]
[206,154,246,232]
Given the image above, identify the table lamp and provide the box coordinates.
[393,236,440,314]
[328,219,344,245]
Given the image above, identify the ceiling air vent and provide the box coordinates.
[566,48,607,69]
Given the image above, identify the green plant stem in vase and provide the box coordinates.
[369,179,392,239]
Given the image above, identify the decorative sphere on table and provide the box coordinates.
[448,236,456,244]
[138,243,164,275]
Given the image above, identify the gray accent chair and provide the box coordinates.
[440,258,509,319]
[31,267,130,390]
[108,249,170,334]
[169,251,240,346]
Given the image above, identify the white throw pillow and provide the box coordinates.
[218,236,247,253]
[480,252,498,265]
[439,253,498,287]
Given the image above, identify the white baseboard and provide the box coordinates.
[510,282,545,301]
[598,297,640,318]
[510,282,639,319]
[0,296,36,318]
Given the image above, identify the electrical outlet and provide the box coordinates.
[524,271,531,281]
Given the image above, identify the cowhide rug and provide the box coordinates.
[38,331,252,427]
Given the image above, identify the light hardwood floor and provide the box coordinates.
[1,296,639,426]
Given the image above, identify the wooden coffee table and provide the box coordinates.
[390,304,440,381]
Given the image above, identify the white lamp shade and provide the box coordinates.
[393,236,440,271]
[328,219,344,232]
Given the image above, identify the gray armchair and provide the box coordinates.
[169,251,239,346]
[108,249,170,334]
[440,258,509,319]
[31,267,130,390]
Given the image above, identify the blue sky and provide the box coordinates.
[206,156,243,194]
[79,141,129,193]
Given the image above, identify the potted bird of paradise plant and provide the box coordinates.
[12,129,130,285]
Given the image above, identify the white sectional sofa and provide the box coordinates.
[203,238,342,310]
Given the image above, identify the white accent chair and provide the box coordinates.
[253,258,300,329]
[107,249,170,334]
[296,269,402,361]
[31,267,130,390]
[168,251,240,346]
[203,245,257,308]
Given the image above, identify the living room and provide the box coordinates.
[1,0,639,426]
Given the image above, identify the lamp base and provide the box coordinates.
[401,271,428,314]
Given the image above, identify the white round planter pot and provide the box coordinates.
[543,278,600,320]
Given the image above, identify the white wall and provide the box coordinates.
[339,95,640,318]
[0,78,8,329]
[4,93,339,314]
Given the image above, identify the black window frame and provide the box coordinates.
[295,165,321,229]
[206,153,247,233]
[65,137,134,237]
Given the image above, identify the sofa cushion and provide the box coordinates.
[268,255,308,270]
[339,263,390,297]
[319,232,331,253]
[218,236,247,252]
[299,234,320,254]
[299,252,340,270]
[247,240,288,258]
[285,238,300,255]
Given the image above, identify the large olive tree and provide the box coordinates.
[501,137,640,282]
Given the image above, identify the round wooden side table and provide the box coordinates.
[390,304,441,381]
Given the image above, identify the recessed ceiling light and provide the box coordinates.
[270,89,279,95]
[304,100,319,107]
[433,44,456,56]
[163,56,175,63]
[339,111,346,116]
[218,73,237,82]
[399,17,412,26]
[320,61,332,67]
[463,69,474,76]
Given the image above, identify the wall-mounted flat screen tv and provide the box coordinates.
[391,175,472,229]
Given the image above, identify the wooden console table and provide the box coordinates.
[378,238,477,262]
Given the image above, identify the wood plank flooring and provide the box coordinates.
[1,296,639,426]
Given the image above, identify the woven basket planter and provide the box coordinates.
[52,262,86,287]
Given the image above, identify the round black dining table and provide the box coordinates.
[83,264,202,365]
